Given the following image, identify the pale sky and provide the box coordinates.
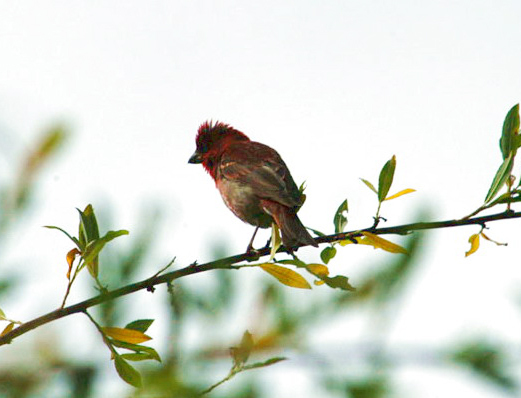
[1,1,521,397]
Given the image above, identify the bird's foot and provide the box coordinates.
[245,244,261,261]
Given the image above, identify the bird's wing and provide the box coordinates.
[219,142,301,208]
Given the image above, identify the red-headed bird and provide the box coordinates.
[188,121,318,252]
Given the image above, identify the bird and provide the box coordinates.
[188,121,318,252]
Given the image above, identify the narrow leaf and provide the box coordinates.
[269,223,281,261]
[121,353,154,362]
[22,126,67,175]
[102,327,152,344]
[306,227,326,237]
[277,258,307,268]
[259,263,311,289]
[114,355,142,387]
[500,104,520,160]
[110,340,161,362]
[480,232,507,246]
[360,178,378,194]
[244,357,287,370]
[333,199,348,233]
[384,188,416,201]
[0,322,14,337]
[378,155,396,202]
[360,232,408,254]
[44,225,80,247]
[484,154,514,203]
[125,319,154,333]
[77,204,100,245]
[0,308,6,320]
[465,234,480,257]
[77,205,101,276]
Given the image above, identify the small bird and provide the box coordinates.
[188,121,318,252]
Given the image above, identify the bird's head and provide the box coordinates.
[188,121,249,175]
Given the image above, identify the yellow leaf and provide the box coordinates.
[66,248,81,280]
[465,233,480,257]
[259,263,311,289]
[337,235,363,246]
[269,223,281,261]
[360,232,408,254]
[0,322,14,337]
[102,327,152,344]
[480,232,507,247]
[306,264,330,277]
[384,188,416,201]
[313,280,326,285]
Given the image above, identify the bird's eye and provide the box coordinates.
[198,142,209,153]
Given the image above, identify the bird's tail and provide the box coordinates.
[261,200,318,250]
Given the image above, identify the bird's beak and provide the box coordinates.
[188,150,203,164]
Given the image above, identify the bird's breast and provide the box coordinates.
[216,178,272,228]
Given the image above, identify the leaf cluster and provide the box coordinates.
[45,204,128,307]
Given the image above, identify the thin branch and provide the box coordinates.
[201,357,287,395]
[1,210,520,347]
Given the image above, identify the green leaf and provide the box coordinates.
[77,204,100,249]
[82,229,129,277]
[44,225,81,247]
[110,339,161,362]
[378,156,396,202]
[231,331,254,367]
[500,104,520,160]
[114,355,142,388]
[277,258,307,268]
[360,178,378,194]
[244,356,287,370]
[496,191,521,204]
[0,308,5,320]
[125,319,154,333]
[333,199,348,233]
[306,227,326,237]
[515,134,521,152]
[322,275,356,291]
[484,154,514,203]
[121,352,155,362]
[320,246,337,264]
